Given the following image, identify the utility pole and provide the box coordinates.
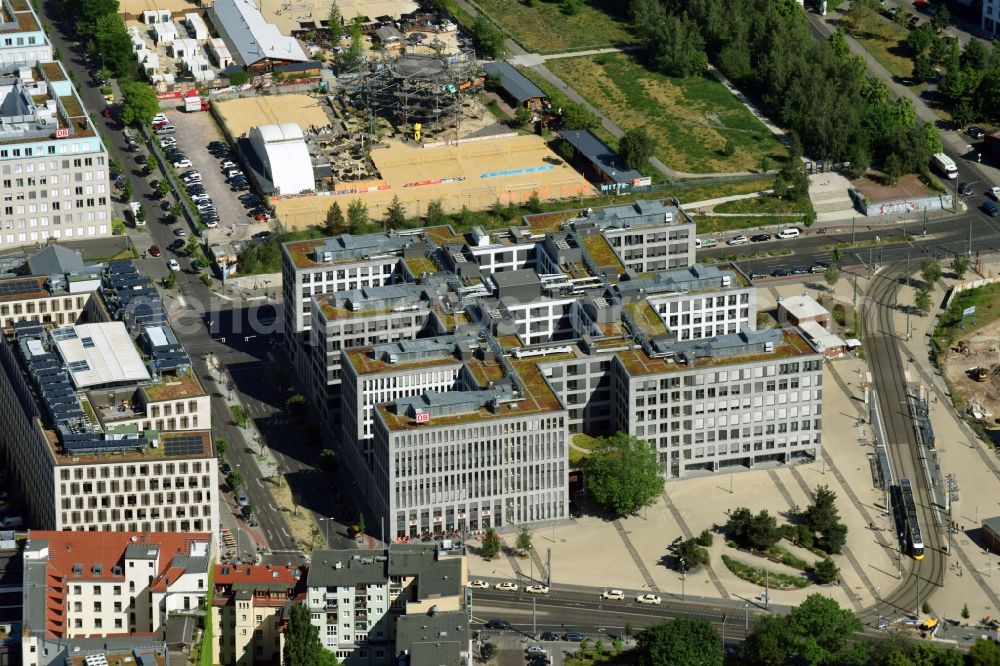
[906,253,911,340]
[765,569,769,610]
[721,614,727,653]
[532,597,536,637]
[680,558,686,600]
[898,534,903,579]
[868,246,873,278]
[876,586,881,629]
[852,216,856,245]
[922,208,928,236]
[744,603,749,632]
[546,548,551,588]
[968,219,973,258]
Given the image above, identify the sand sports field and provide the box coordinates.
[214,94,332,138]
[273,133,595,229]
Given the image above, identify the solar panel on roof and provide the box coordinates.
[0,278,42,297]
[163,435,204,457]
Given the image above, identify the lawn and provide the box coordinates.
[934,282,1000,351]
[691,215,808,234]
[840,10,915,81]
[472,0,635,53]
[569,433,603,467]
[721,553,810,589]
[545,53,788,174]
[713,194,814,215]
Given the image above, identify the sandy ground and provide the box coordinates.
[214,94,333,138]
[260,0,418,34]
[274,134,595,228]
[942,324,1000,422]
[121,0,198,17]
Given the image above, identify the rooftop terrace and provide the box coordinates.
[581,234,624,273]
[141,371,205,402]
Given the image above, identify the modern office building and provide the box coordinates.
[0,261,218,536]
[0,0,52,66]
[212,562,304,666]
[305,545,469,666]
[613,328,824,478]
[21,530,212,665]
[985,0,1000,37]
[0,61,112,251]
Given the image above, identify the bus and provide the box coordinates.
[931,153,958,179]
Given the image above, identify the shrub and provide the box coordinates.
[696,529,714,547]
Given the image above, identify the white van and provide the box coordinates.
[777,228,800,240]
[931,152,958,179]
[154,124,175,135]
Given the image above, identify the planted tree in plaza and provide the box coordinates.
[921,259,942,287]
[481,527,501,559]
[951,255,970,280]
[516,527,532,555]
[807,485,840,534]
[744,594,865,666]
[215,438,227,458]
[583,433,664,516]
[284,604,339,666]
[636,618,722,666]
[825,266,840,289]
[811,557,839,585]
[135,205,146,226]
[726,507,780,551]
[915,286,932,316]
[227,470,243,490]
[674,538,709,571]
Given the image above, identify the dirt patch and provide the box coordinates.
[941,326,1000,419]
[852,172,937,203]
[268,475,327,552]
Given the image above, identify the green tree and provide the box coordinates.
[921,259,942,286]
[425,199,448,226]
[832,247,841,265]
[472,16,505,59]
[807,485,841,534]
[325,201,346,234]
[513,105,533,129]
[674,538,709,571]
[632,0,708,77]
[560,0,581,15]
[962,603,971,623]
[347,199,368,233]
[145,153,158,173]
[119,81,159,127]
[951,255,970,279]
[516,527,532,555]
[745,594,865,666]
[155,179,170,197]
[913,55,936,83]
[120,179,133,202]
[915,286,932,316]
[162,271,177,289]
[722,138,736,156]
[481,527,501,559]
[357,513,366,535]
[340,17,364,70]
[696,529,713,547]
[135,205,146,225]
[922,601,932,615]
[883,153,903,185]
[825,265,840,288]
[327,0,342,33]
[384,195,406,229]
[582,433,664,516]
[906,23,936,55]
[819,522,848,554]
[94,14,135,79]
[812,557,839,584]
[319,449,338,473]
[624,621,633,638]
[109,157,123,176]
[561,102,598,131]
[231,405,248,427]
[931,3,950,31]
[215,438,227,458]
[112,219,126,235]
[619,127,654,170]
[481,643,497,659]
[747,509,780,551]
[970,638,1000,666]
[284,604,339,666]
[526,191,542,214]
[636,618,722,666]
[170,202,183,221]
[227,470,243,490]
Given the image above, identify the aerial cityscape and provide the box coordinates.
[2,0,1000,664]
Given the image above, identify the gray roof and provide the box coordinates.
[27,637,169,666]
[307,546,466,598]
[984,516,1000,535]
[393,386,513,419]
[165,614,195,648]
[396,610,469,666]
[491,269,540,288]
[561,129,641,184]
[589,199,682,229]
[483,61,546,103]
[332,284,427,311]
[370,334,478,364]
[210,0,308,67]
[389,547,463,600]
[26,245,85,276]
[292,232,414,265]
[307,551,389,588]
[375,25,403,43]
[657,328,789,360]
[617,264,739,298]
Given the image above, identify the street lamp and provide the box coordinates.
[876,586,881,629]
[680,558,686,600]
[320,517,331,548]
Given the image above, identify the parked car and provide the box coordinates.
[220,462,232,475]
[772,268,791,277]
[236,492,249,507]
[810,264,827,274]
[484,619,511,630]
[790,266,808,275]
[562,632,583,642]
[159,137,177,148]
[174,228,188,237]
[254,212,271,221]
[990,186,1000,201]
[172,158,192,169]
[168,239,185,252]
[749,272,768,280]
[148,245,161,257]
[968,127,987,139]
[959,182,974,196]
[539,632,558,642]
[467,580,489,589]
[727,235,749,246]
[750,233,772,242]
[985,201,1000,217]
[221,160,238,170]
[636,594,662,605]
[526,647,547,656]
[601,589,625,600]
[777,227,801,239]
[495,582,518,591]
[152,113,168,124]
[166,259,180,271]
[525,585,549,594]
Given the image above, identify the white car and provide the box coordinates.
[525,584,549,595]
[220,160,238,170]
[173,159,192,169]
[467,580,489,589]
[636,594,662,605]
[727,235,749,246]
[166,259,180,271]
[204,220,219,229]
[152,113,168,124]
[159,137,177,148]
[191,194,211,203]
[990,186,1000,201]
[601,589,625,600]
[495,582,518,591]
[526,646,547,656]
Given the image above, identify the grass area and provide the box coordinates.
[563,644,626,666]
[721,554,810,589]
[934,282,1000,351]
[515,67,621,151]
[823,234,909,252]
[714,248,793,262]
[545,53,787,174]
[714,194,814,215]
[840,10,915,81]
[569,433,603,466]
[693,215,806,234]
[87,247,138,263]
[768,545,811,571]
[237,228,326,275]
[472,0,635,53]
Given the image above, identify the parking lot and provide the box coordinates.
[156,110,263,256]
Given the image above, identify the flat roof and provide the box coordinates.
[778,294,829,320]
[799,320,846,351]
[483,61,546,103]
[561,129,641,184]
[52,323,150,388]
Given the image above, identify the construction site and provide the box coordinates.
[942,319,1000,426]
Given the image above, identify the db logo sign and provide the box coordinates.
[415,412,430,424]
[55,129,69,138]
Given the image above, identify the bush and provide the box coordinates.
[721,555,810,588]
[231,405,248,427]
[811,557,839,584]
[696,529,714,547]
[229,71,249,86]
[675,538,710,571]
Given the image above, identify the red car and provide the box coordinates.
[254,212,270,221]
[102,107,112,118]
[148,245,161,257]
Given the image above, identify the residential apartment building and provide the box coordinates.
[305,545,469,666]
[0,0,53,66]
[21,530,212,666]
[0,62,111,251]
[985,0,1000,37]
[613,328,823,479]
[212,563,303,666]
[0,261,218,536]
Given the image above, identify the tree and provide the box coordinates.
[325,201,346,234]
[913,55,936,83]
[825,265,840,288]
[340,17,364,70]
[170,202,183,221]
[109,157,123,176]
[624,621,633,638]
[481,643,497,660]
[481,527,501,559]
[962,603,971,623]
[120,179,133,202]
[832,247,841,266]
[284,604,339,666]
[745,594,865,666]
[357,513,366,535]
[561,102,598,131]
[145,153,158,174]
[582,433,664,516]
[636,618,722,666]
[951,255,970,279]
[119,81,159,127]
[155,179,170,197]
[722,138,736,156]
[922,601,932,615]
[931,3,950,31]
[883,153,903,185]
[215,438,227,458]
[915,286,932,316]
[384,195,406,229]
[516,527,532,555]
[327,0,342,34]
[513,105,533,129]
[970,638,1000,666]
[286,393,307,417]
[674,538,709,571]
[347,199,368,233]
[807,485,840,534]
[747,509,780,551]
[619,127,654,170]
[135,205,146,226]
[921,259,942,286]
[696,529,713,547]
[526,191,542,214]
[632,0,707,77]
[319,448,338,473]
[819,522,848,555]
[812,557,839,584]
[227,470,243,490]
[231,405,248,427]
[906,23,936,55]
[560,0,581,15]
[162,271,177,289]
[94,14,135,79]
[471,16,505,59]
[425,199,448,226]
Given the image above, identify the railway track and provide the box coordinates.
[858,267,945,626]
